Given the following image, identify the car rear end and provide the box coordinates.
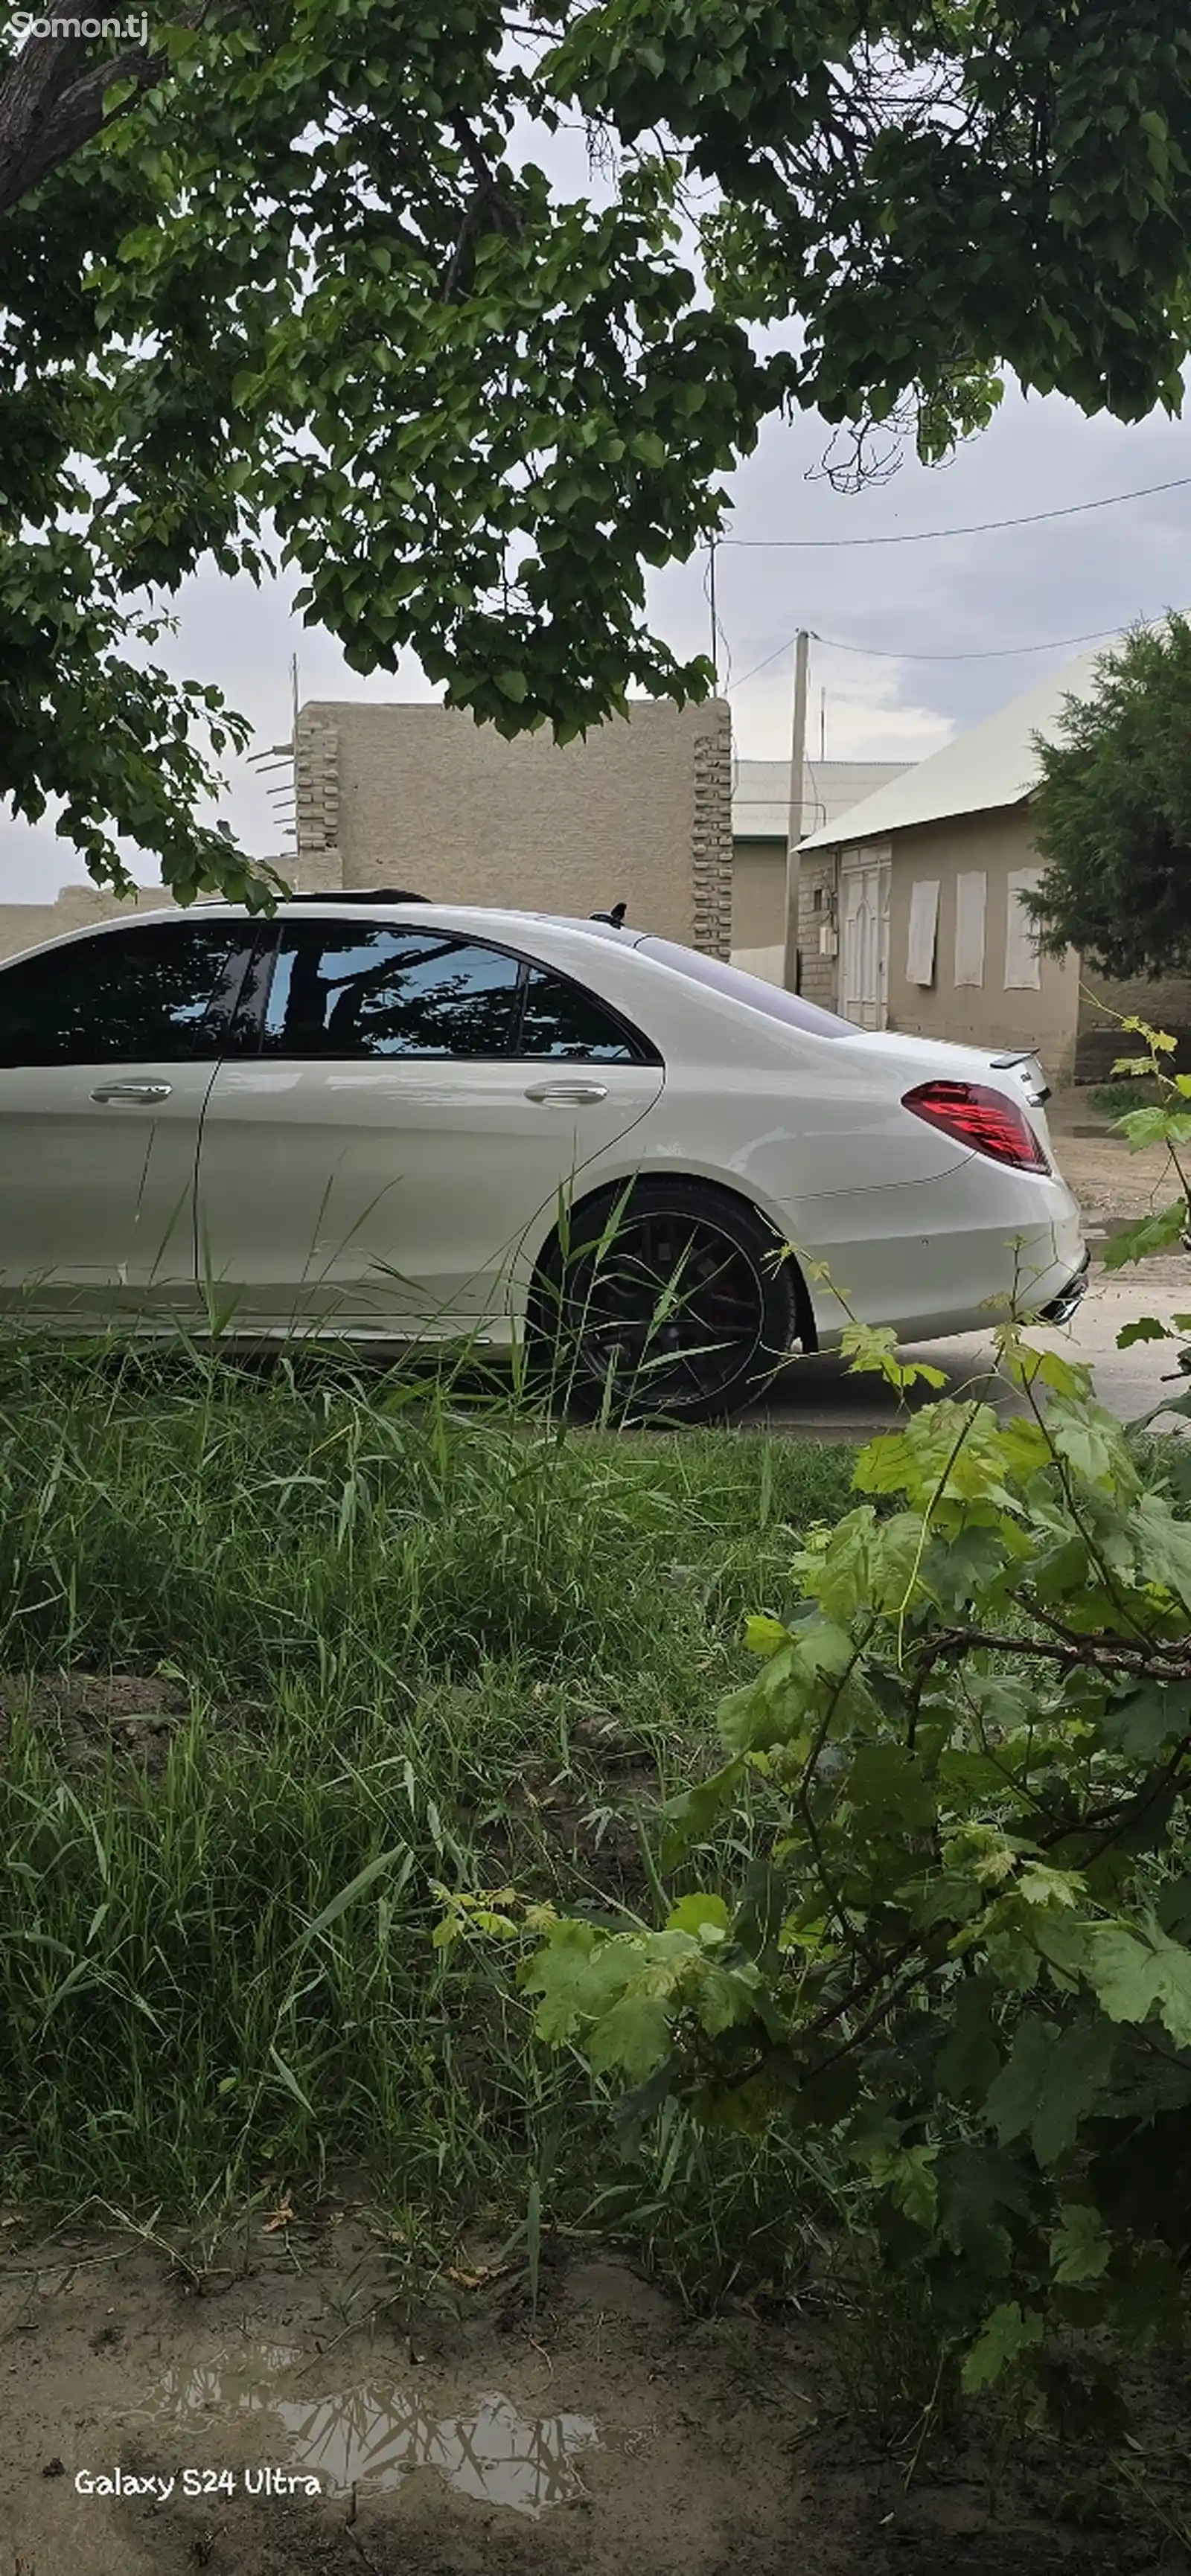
[823,1027,1088,1343]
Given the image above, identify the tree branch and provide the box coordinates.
[921,1627,1191,1682]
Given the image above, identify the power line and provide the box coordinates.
[813,619,1137,664]
[729,617,1147,693]
[718,472,1191,551]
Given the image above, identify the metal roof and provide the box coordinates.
[797,644,1108,852]
[732,757,913,841]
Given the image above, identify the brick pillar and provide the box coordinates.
[294,714,344,891]
[691,714,733,959]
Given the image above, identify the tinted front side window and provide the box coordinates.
[261,926,523,1058]
[516,967,637,1063]
[0,923,248,1067]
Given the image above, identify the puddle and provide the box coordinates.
[144,2345,598,2515]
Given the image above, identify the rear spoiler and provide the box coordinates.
[991,1048,1050,1106]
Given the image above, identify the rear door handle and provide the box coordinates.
[90,1082,173,1104]
[523,1080,609,1106]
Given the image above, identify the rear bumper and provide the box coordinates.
[1036,1247,1091,1326]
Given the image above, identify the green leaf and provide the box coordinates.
[1082,1919,1191,2046]
[520,1923,632,2042]
[1128,1490,1191,1603]
[1047,1398,1128,1490]
[1099,1680,1191,1758]
[866,2142,939,2229]
[846,1741,937,1831]
[1102,1202,1187,1268]
[840,1321,946,1390]
[936,2144,1031,2272]
[743,1614,788,1656]
[961,2301,1044,2391]
[269,2045,316,2118]
[1051,2203,1112,2285]
[587,1990,673,2081]
[300,1844,408,1945]
[935,1978,1001,2104]
[665,1892,729,1938]
[989,2014,1118,2166]
[986,2016,1057,2148]
[660,1757,744,1865]
[1117,1318,1171,1348]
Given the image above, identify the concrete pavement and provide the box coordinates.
[742,1255,1191,1440]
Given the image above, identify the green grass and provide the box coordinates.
[1089,1078,1164,1119]
[0,1336,857,2295]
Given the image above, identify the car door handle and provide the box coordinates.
[89,1082,173,1104]
[523,1080,610,1106]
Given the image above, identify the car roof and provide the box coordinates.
[179,894,637,931]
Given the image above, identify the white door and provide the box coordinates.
[0,920,254,1324]
[195,920,664,1333]
[840,854,890,1030]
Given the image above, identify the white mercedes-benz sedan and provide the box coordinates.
[0,891,1087,1417]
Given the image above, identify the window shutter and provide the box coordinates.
[1005,867,1042,990]
[906,880,939,987]
[954,871,986,987]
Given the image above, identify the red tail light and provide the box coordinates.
[902,1080,1050,1172]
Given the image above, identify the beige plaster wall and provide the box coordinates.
[0,882,179,964]
[882,807,1082,1079]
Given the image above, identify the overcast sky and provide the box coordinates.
[6,107,1191,901]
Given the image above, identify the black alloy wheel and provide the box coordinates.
[531,1180,802,1423]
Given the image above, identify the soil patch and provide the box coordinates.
[1047,1098,1175,1225]
[0,1670,261,1772]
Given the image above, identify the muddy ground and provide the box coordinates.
[0,2211,1181,2576]
[1046,1093,1174,1227]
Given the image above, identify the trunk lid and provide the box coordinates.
[835,1028,1056,1165]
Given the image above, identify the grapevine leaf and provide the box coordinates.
[961,2301,1044,2392]
[1099,1681,1191,1758]
[1128,1492,1191,1605]
[520,1923,633,2041]
[1102,1202,1186,1268]
[587,1992,673,2082]
[660,1757,745,1865]
[665,1893,730,1939]
[1051,2204,1112,2285]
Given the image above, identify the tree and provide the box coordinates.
[427,1041,1191,2406]
[447,1083,1191,2400]
[1028,615,1191,981]
[7,3,1191,903]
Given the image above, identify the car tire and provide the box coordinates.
[528,1179,805,1424]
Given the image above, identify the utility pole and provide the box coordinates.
[707,537,718,686]
[782,629,810,990]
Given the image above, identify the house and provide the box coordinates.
[729,757,913,981]
[796,649,1191,1083]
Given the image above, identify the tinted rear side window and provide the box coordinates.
[635,939,854,1037]
[0,923,249,1066]
[261,925,523,1057]
[516,967,640,1062]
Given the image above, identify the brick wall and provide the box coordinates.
[796,852,840,1007]
[1076,973,1191,1079]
